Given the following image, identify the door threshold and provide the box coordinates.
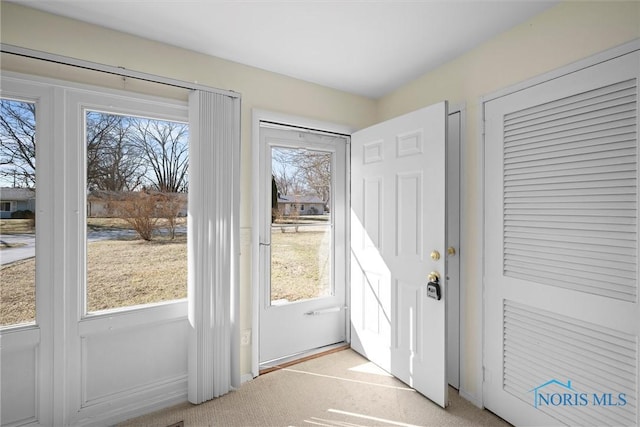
[259,342,350,375]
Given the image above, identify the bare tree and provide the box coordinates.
[293,150,331,206]
[272,147,306,196]
[86,112,147,191]
[0,100,36,188]
[107,191,160,241]
[271,147,332,210]
[86,112,120,188]
[107,190,184,241]
[131,119,189,193]
[156,192,184,239]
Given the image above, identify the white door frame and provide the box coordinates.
[250,109,353,378]
[447,106,463,390]
[479,39,640,409]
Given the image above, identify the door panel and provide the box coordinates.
[259,126,348,364]
[351,102,448,407]
[1,330,38,425]
[484,51,639,426]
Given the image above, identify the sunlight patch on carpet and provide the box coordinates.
[283,368,414,391]
[328,409,421,427]
[348,361,393,377]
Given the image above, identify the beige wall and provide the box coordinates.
[2,0,639,407]
[377,0,640,403]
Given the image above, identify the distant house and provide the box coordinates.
[87,190,188,217]
[0,187,36,219]
[277,195,325,216]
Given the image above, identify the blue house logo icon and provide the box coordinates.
[529,379,578,408]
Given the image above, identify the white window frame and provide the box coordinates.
[70,90,190,318]
[2,48,241,421]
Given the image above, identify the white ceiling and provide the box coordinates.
[11,0,558,98]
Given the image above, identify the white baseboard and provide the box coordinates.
[74,376,188,426]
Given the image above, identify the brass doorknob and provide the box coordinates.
[428,271,440,282]
[447,247,456,256]
[430,250,441,261]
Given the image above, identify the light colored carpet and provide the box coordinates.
[119,349,510,427]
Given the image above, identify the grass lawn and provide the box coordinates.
[0,219,34,234]
[1,258,36,325]
[1,223,328,326]
[87,235,187,312]
[1,235,188,326]
[271,228,331,303]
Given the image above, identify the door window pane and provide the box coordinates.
[0,99,36,326]
[85,111,188,313]
[270,146,333,304]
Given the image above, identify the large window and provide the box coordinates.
[85,110,188,313]
[0,98,37,327]
[0,67,240,424]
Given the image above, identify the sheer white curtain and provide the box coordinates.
[187,90,241,403]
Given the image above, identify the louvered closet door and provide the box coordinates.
[484,50,639,427]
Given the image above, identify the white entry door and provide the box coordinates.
[259,125,348,364]
[484,51,639,426]
[350,102,448,407]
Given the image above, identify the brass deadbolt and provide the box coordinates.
[447,247,456,256]
[430,250,441,261]
[428,271,440,282]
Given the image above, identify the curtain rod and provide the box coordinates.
[1,43,241,99]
